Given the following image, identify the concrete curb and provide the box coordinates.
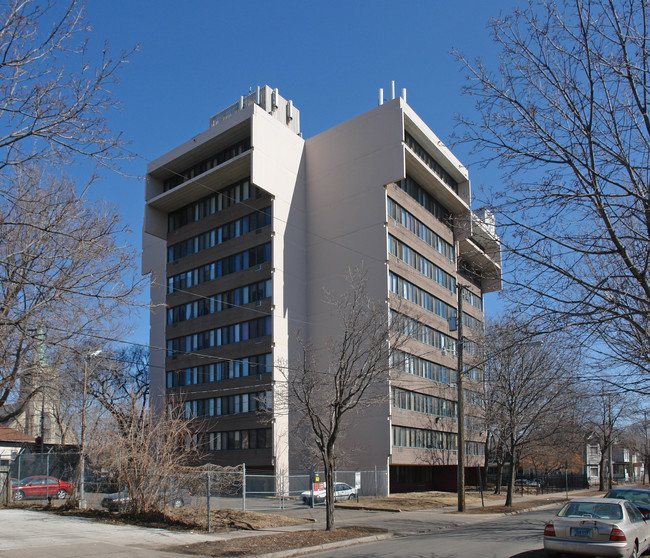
[336,505,402,513]
[253,533,394,558]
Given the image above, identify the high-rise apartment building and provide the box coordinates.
[142,85,501,492]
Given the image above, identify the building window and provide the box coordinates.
[389,272,457,321]
[207,428,272,451]
[167,243,271,294]
[395,176,453,223]
[391,311,456,355]
[184,390,272,418]
[168,207,271,263]
[166,316,272,356]
[167,178,259,231]
[387,198,455,262]
[391,350,457,386]
[167,279,272,325]
[461,288,483,312]
[392,425,484,456]
[392,387,457,419]
[389,235,456,292]
[163,138,251,192]
[167,353,273,388]
[404,133,458,192]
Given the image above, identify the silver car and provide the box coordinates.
[544,497,650,558]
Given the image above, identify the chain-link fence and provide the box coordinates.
[5,451,388,514]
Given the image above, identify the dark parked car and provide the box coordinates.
[101,488,191,511]
[605,488,650,518]
[12,476,73,501]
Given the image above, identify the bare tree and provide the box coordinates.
[585,385,631,490]
[84,347,196,514]
[288,268,402,531]
[484,317,579,506]
[0,0,135,171]
[0,166,140,423]
[455,0,650,387]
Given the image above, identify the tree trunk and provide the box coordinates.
[494,461,503,495]
[599,448,607,492]
[505,447,516,507]
[324,458,335,531]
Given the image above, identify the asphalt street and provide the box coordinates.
[308,506,561,558]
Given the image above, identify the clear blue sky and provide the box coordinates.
[81,0,511,345]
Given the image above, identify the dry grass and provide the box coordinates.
[16,501,310,532]
[174,526,387,557]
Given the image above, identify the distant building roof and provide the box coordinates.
[0,424,35,443]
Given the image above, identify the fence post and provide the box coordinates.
[242,463,246,511]
[374,466,378,499]
[17,454,21,485]
[206,470,211,533]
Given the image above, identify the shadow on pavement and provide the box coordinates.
[510,550,546,557]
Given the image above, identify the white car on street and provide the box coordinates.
[301,482,357,504]
[544,497,650,558]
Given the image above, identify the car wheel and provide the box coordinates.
[56,489,67,500]
[172,498,183,508]
[13,490,24,502]
[348,494,354,500]
[628,543,638,558]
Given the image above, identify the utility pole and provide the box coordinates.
[643,411,650,484]
[457,285,465,512]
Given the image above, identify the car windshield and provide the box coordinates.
[560,501,623,520]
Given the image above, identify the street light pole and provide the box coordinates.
[79,356,88,508]
[457,285,466,512]
[79,349,101,509]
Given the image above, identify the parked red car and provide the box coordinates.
[12,476,73,501]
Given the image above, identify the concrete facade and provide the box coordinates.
[142,85,501,492]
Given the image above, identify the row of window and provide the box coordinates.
[462,312,482,332]
[184,390,272,418]
[392,425,485,456]
[392,387,457,419]
[163,137,251,192]
[393,425,457,451]
[465,388,484,408]
[190,428,272,451]
[387,198,455,262]
[389,235,455,293]
[166,353,272,388]
[390,272,456,321]
[167,243,271,294]
[167,207,271,263]
[391,350,457,386]
[465,415,485,432]
[404,133,458,192]
[392,311,456,355]
[463,363,484,383]
[168,178,260,232]
[395,177,452,224]
[167,316,272,356]
[461,288,483,312]
[167,280,272,325]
